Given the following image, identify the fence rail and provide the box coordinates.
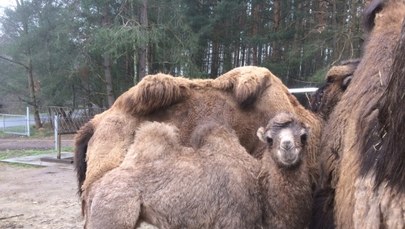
[0,107,30,136]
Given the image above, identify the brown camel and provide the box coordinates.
[74,66,322,216]
[312,0,405,228]
[84,113,312,229]
[310,59,360,119]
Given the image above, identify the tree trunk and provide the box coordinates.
[332,0,338,60]
[27,53,42,129]
[18,0,42,128]
[272,0,281,61]
[210,40,219,78]
[103,53,115,107]
[316,0,328,32]
[102,3,115,107]
[138,0,148,81]
[252,2,259,65]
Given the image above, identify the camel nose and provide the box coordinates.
[282,141,293,150]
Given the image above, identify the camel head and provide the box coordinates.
[310,59,359,119]
[257,112,308,168]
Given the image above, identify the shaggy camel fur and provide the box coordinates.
[309,59,359,228]
[74,66,322,215]
[85,113,312,229]
[313,0,405,228]
[310,59,359,119]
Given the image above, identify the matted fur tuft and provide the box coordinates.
[115,73,191,115]
[214,66,271,107]
[130,121,181,162]
[114,67,272,116]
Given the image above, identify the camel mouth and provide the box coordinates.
[280,144,294,151]
[276,149,301,167]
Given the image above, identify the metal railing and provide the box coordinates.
[0,107,30,136]
[288,87,318,93]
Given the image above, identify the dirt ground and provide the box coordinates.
[0,135,83,229]
[0,135,74,151]
[0,163,83,229]
[0,136,156,229]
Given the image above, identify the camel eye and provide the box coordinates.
[300,133,308,145]
[266,136,273,146]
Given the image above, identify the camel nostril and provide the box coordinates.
[282,141,293,150]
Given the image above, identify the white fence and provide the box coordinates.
[288,87,318,93]
[0,107,30,136]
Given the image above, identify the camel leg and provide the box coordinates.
[86,169,142,229]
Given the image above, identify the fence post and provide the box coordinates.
[54,115,61,159]
[1,115,4,132]
[26,107,30,136]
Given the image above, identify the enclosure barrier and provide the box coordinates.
[288,87,318,93]
[0,107,30,136]
[48,106,105,160]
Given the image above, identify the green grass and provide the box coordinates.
[0,161,43,168]
[0,147,73,160]
[30,126,54,137]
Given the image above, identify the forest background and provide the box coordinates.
[0,0,367,128]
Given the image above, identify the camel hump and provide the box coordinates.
[215,66,272,107]
[135,121,180,145]
[190,122,233,149]
[126,122,183,162]
[116,73,190,115]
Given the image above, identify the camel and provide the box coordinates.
[309,59,359,228]
[74,66,322,216]
[84,113,312,229]
[310,59,360,119]
[312,0,405,228]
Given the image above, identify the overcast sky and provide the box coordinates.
[0,0,16,16]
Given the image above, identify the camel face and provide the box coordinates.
[276,128,307,167]
[257,112,308,168]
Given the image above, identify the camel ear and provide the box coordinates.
[341,75,353,90]
[257,127,273,145]
[257,127,266,143]
[363,0,384,32]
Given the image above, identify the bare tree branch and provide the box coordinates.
[0,55,29,69]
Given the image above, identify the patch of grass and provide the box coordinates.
[0,149,51,160]
[0,147,73,160]
[0,161,43,168]
[62,146,74,152]
[30,126,54,137]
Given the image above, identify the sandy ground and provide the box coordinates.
[0,136,155,229]
[0,136,74,151]
[0,163,83,228]
[0,135,82,228]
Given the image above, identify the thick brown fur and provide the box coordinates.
[310,59,360,119]
[309,59,359,228]
[357,6,405,200]
[84,113,312,228]
[74,66,322,218]
[314,0,405,228]
[113,67,271,115]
